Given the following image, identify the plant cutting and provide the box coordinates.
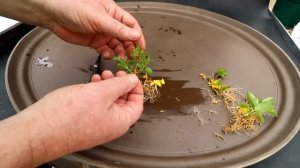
[200,68,278,134]
[114,46,165,103]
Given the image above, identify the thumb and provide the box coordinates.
[100,74,140,103]
[101,15,142,41]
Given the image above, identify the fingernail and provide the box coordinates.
[129,30,140,39]
[128,74,138,84]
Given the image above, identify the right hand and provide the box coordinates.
[23,71,143,155]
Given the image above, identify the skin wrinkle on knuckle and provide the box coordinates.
[104,1,111,13]
[120,13,124,24]
[115,6,124,23]
[116,22,126,39]
[87,11,103,33]
[69,4,89,33]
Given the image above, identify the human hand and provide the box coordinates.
[0,0,145,59]
[45,0,145,59]
[20,71,143,165]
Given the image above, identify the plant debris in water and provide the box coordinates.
[114,46,165,103]
[200,68,278,134]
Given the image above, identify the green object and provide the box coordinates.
[215,67,227,79]
[245,92,278,123]
[113,46,153,76]
[273,0,300,28]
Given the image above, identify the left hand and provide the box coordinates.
[1,0,145,58]
[45,0,146,58]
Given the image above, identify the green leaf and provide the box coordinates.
[144,67,153,75]
[255,113,265,123]
[247,92,259,107]
[254,98,277,117]
[113,56,122,61]
[245,93,278,122]
[254,99,274,113]
[131,46,142,59]
[215,67,227,79]
[136,62,143,69]
[221,84,230,92]
[241,92,278,122]
[144,54,151,66]
[261,97,274,103]
[267,109,278,117]
[117,63,125,69]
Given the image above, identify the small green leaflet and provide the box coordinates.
[245,92,278,122]
[144,67,153,75]
[247,92,259,107]
[113,57,132,73]
[215,67,228,79]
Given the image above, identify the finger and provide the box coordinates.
[123,41,134,58]
[114,6,137,27]
[101,70,114,80]
[108,38,125,57]
[115,71,128,102]
[114,44,126,57]
[123,80,144,125]
[124,41,133,48]
[126,43,135,58]
[102,51,111,59]
[111,78,144,125]
[108,38,122,49]
[101,15,142,42]
[90,74,101,82]
[96,45,114,59]
[98,74,140,105]
[98,74,143,126]
[116,71,127,76]
[114,7,146,49]
[135,31,146,49]
[132,24,146,49]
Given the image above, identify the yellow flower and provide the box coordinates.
[209,79,222,90]
[150,78,165,88]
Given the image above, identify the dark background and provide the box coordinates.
[0,0,299,167]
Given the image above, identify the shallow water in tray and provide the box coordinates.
[143,78,204,115]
